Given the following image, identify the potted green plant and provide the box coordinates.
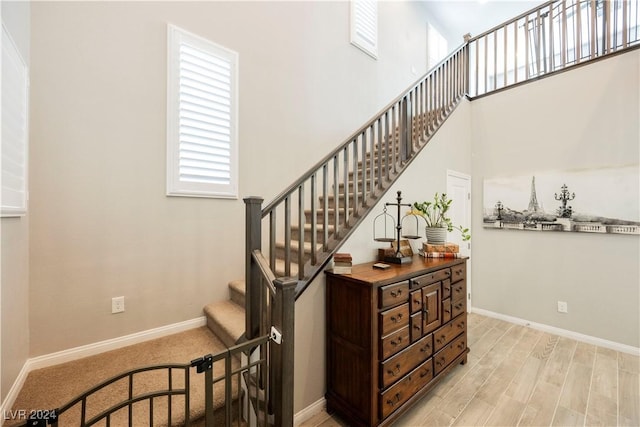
[411,192,471,244]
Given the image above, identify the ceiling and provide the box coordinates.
[424,0,548,43]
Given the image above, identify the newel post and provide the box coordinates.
[244,196,263,340]
[271,277,296,427]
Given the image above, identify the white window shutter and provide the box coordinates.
[351,0,378,59]
[167,25,238,199]
[1,24,29,216]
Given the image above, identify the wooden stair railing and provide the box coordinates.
[245,43,470,304]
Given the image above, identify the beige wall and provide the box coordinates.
[1,0,30,402]
[29,1,435,356]
[294,100,473,412]
[470,51,640,347]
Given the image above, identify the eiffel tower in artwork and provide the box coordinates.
[528,176,543,212]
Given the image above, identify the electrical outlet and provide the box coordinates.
[112,296,125,314]
[557,301,568,313]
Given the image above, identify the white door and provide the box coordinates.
[446,170,471,309]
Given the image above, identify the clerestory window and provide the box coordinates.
[166,25,238,199]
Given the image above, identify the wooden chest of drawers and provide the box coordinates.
[325,256,468,427]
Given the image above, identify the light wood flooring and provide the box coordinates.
[301,313,640,427]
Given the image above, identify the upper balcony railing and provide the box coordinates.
[468,0,639,97]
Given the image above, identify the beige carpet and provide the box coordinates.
[8,327,244,426]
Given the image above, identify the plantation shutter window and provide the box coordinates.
[167,25,238,199]
[351,0,378,59]
[2,24,29,217]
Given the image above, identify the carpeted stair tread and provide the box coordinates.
[228,279,245,307]
[203,300,245,348]
[8,327,242,427]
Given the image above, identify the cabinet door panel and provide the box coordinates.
[422,282,441,334]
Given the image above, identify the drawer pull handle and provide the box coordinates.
[445,271,451,276]
[420,344,431,353]
[444,308,451,314]
[457,341,466,350]
[387,363,401,376]
[387,393,401,407]
[391,313,403,323]
[458,321,465,329]
[436,334,445,344]
[390,290,402,298]
[390,336,403,346]
[435,358,445,367]
[420,369,430,378]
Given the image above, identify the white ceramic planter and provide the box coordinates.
[425,227,447,244]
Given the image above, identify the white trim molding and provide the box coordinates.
[0,363,29,426]
[471,307,640,356]
[294,397,326,426]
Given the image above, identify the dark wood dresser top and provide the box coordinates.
[326,255,468,287]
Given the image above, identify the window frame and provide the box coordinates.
[1,23,29,217]
[350,0,378,59]
[166,24,239,199]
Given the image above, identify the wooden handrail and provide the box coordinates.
[254,43,469,295]
[261,43,468,216]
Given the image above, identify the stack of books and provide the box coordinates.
[419,242,463,259]
[332,253,353,274]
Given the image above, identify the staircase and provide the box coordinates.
[204,40,467,339]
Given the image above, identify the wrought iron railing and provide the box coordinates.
[15,335,277,427]
[468,0,640,97]
[16,274,294,427]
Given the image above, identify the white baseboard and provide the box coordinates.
[294,398,326,426]
[471,307,640,356]
[28,316,206,371]
[0,363,30,426]
[0,316,206,424]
